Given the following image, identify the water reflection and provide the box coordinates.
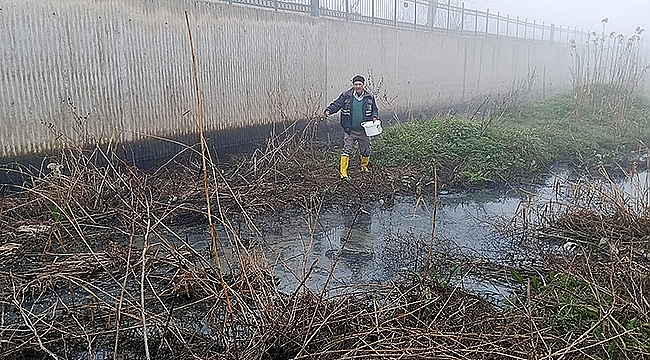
[249,187,533,297]
[183,167,647,302]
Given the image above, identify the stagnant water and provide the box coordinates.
[170,168,585,305]
[256,189,546,301]
[165,165,649,304]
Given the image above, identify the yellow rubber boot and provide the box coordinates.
[340,155,350,179]
[360,156,370,172]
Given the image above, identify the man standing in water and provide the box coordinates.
[324,75,379,179]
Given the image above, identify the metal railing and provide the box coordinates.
[217,0,587,46]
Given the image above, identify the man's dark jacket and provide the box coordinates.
[325,89,379,134]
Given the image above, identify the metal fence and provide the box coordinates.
[216,0,586,46]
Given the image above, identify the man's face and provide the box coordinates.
[353,81,364,93]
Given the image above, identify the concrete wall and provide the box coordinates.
[0,0,573,158]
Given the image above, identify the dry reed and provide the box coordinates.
[2,128,649,359]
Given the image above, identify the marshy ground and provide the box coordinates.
[1,92,650,359]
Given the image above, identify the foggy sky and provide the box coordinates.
[467,0,648,35]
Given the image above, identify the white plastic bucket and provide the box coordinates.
[361,120,383,137]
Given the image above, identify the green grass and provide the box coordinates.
[373,92,650,185]
[533,271,650,358]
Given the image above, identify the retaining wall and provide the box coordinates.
[0,0,574,158]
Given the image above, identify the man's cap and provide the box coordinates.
[352,75,365,84]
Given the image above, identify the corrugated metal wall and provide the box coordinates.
[0,0,327,158]
[0,0,571,158]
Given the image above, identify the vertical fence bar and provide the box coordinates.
[506,14,509,37]
[532,20,536,40]
[474,10,478,36]
[371,0,375,24]
[496,12,499,36]
[516,16,519,38]
[345,0,349,20]
[310,0,319,16]
[394,0,397,27]
[485,8,489,35]
[414,0,417,29]
[427,0,438,32]
[524,18,527,39]
[447,0,451,33]
[550,23,555,45]
[460,2,464,34]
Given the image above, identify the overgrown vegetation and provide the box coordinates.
[570,22,648,126]
[515,165,650,359]
[374,91,650,185]
[3,100,650,359]
[3,140,649,359]
[2,21,650,360]
[374,22,649,187]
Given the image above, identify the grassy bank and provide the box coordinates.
[373,92,650,185]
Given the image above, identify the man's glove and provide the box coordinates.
[344,127,351,134]
[324,109,330,117]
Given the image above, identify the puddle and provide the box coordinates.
[256,194,517,293]
[232,166,650,301]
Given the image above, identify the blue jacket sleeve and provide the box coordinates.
[325,93,346,114]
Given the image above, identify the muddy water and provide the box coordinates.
[241,172,571,301]
[258,196,513,295]
[176,166,646,302]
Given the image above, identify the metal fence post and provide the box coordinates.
[516,16,519,38]
[460,2,464,34]
[485,9,489,35]
[394,0,397,27]
[345,0,349,20]
[524,18,527,39]
[428,0,439,31]
[431,1,434,31]
[496,11,499,36]
[414,0,417,29]
[506,14,509,37]
[310,0,319,16]
[532,20,535,40]
[447,0,451,33]
[371,0,375,24]
[550,23,555,45]
[474,10,478,36]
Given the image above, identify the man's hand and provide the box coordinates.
[373,117,378,122]
[344,127,351,134]
[324,110,330,117]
